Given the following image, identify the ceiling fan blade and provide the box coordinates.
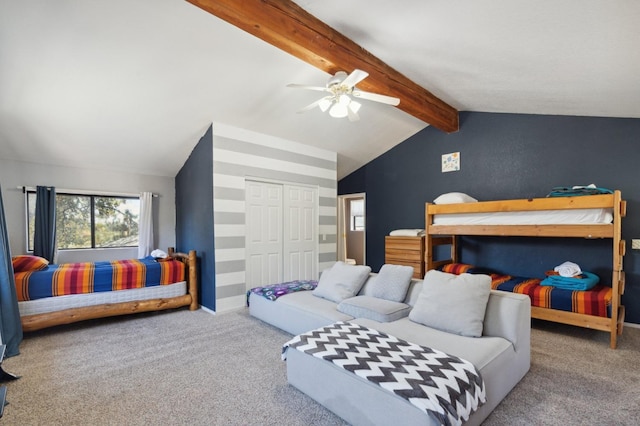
[340,69,369,88]
[352,89,400,106]
[287,83,329,92]
[298,96,331,113]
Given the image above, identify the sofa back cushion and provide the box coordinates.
[408,270,491,337]
[366,264,414,302]
[313,261,371,303]
[403,279,423,306]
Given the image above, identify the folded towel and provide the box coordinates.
[547,184,613,197]
[554,261,581,277]
[540,271,600,291]
[389,229,425,237]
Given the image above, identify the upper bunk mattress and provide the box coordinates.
[15,256,186,301]
[433,208,613,226]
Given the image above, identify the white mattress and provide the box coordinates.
[433,208,613,226]
[18,281,187,316]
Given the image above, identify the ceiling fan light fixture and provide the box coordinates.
[288,69,400,121]
[329,102,349,118]
[347,100,361,122]
[328,94,354,119]
[318,98,332,112]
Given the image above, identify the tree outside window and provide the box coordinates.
[27,192,140,251]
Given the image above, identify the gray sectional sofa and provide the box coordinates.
[249,262,531,426]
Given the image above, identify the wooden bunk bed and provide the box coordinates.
[425,191,626,348]
[16,248,198,332]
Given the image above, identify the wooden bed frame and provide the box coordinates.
[425,191,626,349]
[20,248,198,332]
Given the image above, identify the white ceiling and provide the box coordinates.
[1,1,639,179]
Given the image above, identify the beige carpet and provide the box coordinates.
[2,308,639,425]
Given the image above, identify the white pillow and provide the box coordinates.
[312,261,371,303]
[368,264,414,302]
[408,270,491,337]
[433,192,478,204]
[389,229,425,237]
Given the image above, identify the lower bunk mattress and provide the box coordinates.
[18,281,187,316]
[440,264,611,317]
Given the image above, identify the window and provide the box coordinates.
[27,192,140,251]
[349,199,365,231]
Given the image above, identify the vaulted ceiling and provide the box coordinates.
[1,1,639,179]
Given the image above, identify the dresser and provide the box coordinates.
[384,235,425,279]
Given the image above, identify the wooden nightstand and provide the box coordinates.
[384,236,425,279]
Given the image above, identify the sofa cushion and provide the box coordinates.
[409,270,491,337]
[313,262,371,303]
[337,296,411,323]
[368,264,414,302]
[354,317,513,371]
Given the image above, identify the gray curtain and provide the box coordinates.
[0,184,23,357]
[33,186,56,263]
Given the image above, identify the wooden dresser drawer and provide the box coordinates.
[385,249,422,261]
[384,236,425,279]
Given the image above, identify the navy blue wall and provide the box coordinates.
[339,112,640,324]
[176,126,215,310]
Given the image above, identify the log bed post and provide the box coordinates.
[188,250,199,310]
[168,247,199,310]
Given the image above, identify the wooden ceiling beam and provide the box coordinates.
[186,0,459,132]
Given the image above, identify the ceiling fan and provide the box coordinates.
[287,69,400,122]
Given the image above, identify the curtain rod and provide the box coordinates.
[18,186,158,198]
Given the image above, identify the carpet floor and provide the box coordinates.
[2,308,639,425]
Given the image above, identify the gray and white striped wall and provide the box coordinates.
[212,123,337,311]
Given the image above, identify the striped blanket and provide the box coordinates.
[441,264,611,317]
[15,256,186,301]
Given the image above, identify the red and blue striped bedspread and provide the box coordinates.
[15,256,186,302]
[441,264,611,317]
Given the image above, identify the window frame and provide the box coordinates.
[349,199,365,232]
[25,190,141,251]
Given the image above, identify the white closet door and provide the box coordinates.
[245,181,283,290]
[283,185,317,281]
[245,180,318,290]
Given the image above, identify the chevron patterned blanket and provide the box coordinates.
[282,322,485,426]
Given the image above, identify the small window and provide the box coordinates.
[350,199,365,231]
[27,192,140,251]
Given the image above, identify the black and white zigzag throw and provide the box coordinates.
[282,321,485,426]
